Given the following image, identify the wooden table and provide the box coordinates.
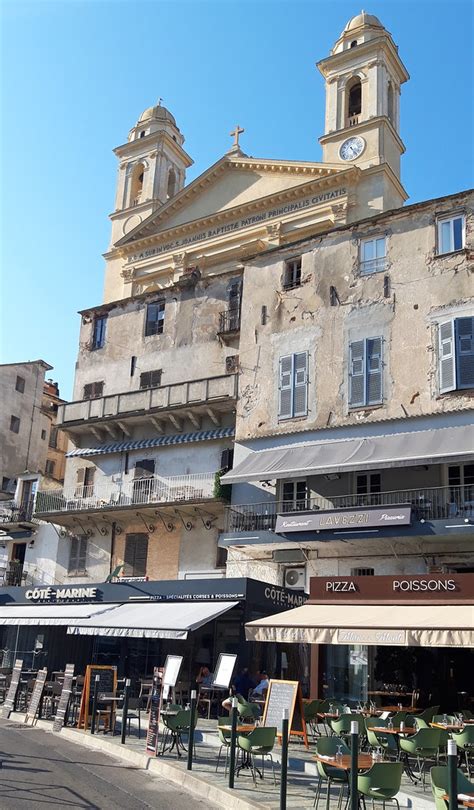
[430,722,465,732]
[368,726,417,735]
[220,724,256,733]
[441,794,474,808]
[314,753,373,771]
[379,705,420,713]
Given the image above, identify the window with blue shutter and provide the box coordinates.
[439,317,474,392]
[278,352,309,419]
[349,337,383,408]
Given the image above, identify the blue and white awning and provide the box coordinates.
[66,427,235,458]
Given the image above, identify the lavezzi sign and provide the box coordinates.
[275,506,412,534]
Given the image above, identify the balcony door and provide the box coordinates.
[281,480,309,512]
[132,459,155,504]
[447,463,474,517]
[355,472,381,506]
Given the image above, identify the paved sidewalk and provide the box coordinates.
[5,713,436,810]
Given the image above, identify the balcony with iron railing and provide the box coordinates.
[0,499,37,529]
[56,373,238,434]
[34,471,220,517]
[224,485,474,533]
[218,307,241,335]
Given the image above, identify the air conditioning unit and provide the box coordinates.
[225,355,239,373]
[284,567,306,590]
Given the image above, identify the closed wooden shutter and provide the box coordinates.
[78,537,87,571]
[349,340,366,407]
[439,319,456,393]
[75,468,85,497]
[293,352,308,416]
[124,533,148,577]
[279,355,294,418]
[455,317,474,390]
[366,337,383,404]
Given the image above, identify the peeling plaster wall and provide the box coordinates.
[236,191,474,441]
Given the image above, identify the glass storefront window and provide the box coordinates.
[323,644,368,702]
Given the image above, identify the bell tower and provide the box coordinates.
[109,102,193,247]
[318,12,409,210]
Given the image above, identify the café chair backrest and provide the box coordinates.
[431,765,474,810]
[358,762,404,800]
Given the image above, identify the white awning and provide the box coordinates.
[223,424,474,484]
[66,600,239,639]
[245,603,474,647]
[0,603,117,626]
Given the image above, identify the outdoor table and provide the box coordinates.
[368,725,417,757]
[96,693,122,734]
[159,709,197,758]
[442,794,474,808]
[379,705,420,713]
[430,722,465,732]
[314,753,373,771]
[221,724,257,776]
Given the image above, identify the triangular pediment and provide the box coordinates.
[116,154,345,248]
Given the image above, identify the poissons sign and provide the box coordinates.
[275,506,412,534]
[25,587,98,602]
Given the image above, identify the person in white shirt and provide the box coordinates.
[251,672,269,698]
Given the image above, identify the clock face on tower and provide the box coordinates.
[339,136,365,161]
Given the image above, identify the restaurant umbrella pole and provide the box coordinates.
[91,675,100,735]
[228,696,238,789]
[447,740,458,810]
[280,708,289,810]
[121,678,131,745]
[187,689,197,771]
[350,720,359,810]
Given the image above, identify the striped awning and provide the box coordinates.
[66,427,234,458]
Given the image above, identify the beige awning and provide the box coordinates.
[245,603,474,647]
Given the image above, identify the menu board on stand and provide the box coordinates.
[145,667,162,754]
[0,659,23,719]
[146,656,183,757]
[262,679,308,748]
[53,664,75,732]
[77,665,117,730]
[24,668,48,725]
[212,653,237,689]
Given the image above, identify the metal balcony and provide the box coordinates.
[55,373,238,436]
[0,499,37,529]
[224,485,474,532]
[34,471,219,517]
[218,308,241,335]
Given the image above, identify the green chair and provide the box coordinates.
[414,706,440,725]
[389,712,407,728]
[357,761,404,810]
[400,727,442,788]
[452,726,474,778]
[330,713,366,743]
[216,716,232,775]
[237,699,260,722]
[159,707,197,758]
[237,726,277,784]
[430,765,474,810]
[305,700,325,740]
[314,736,350,810]
[365,717,397,760]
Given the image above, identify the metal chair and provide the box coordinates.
[400,727,442,788]
[357,761,404,810]
[216,716,232,775]
[237,726,277,785]
[452,726,474,777]
[314,736,350,810]
[430,765,474,810]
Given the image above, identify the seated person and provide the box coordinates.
[250,672,269,700]
[196,665,213,687]
[221,668,257,713]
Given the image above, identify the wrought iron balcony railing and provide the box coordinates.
[218,308,241,334]
[224,485,474,532]
[0,499,35,525]
[34,471,219,515]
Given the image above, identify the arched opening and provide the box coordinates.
[387,82,394,124]
[167,168,176,199]
[346,78,362,126]
[130,162,145,206]
[350,40,358,48]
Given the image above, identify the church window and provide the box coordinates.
[359,236,387,275]
[167,168,176,199]
[145,300,165,337]
[283,257,302,290]
[347,78,362,122]
[130,162,145,206]
[387,82,394,124]
[437,213,465,255]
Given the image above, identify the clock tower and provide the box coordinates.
[318,12,409,211]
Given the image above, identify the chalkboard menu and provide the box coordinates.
[262,679,308,747]
[53,664,75,732]
[0,658,23,719]
[146,667,162,754]
[24,668,48,725]
[77,665,117,729]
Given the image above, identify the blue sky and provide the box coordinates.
[1,0,473,399]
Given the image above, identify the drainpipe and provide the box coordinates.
[109,521,117,575]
